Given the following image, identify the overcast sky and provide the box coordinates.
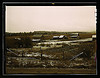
[6,6,96,32]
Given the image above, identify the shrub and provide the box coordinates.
[78,42,95,60]
[6,36,33,48]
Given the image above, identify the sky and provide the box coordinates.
[6,6,96,32]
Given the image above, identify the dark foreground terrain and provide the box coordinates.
[6,68,96,74]
[5,31,96,74]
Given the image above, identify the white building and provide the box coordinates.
[32,39,41,42]
[53,36,59,39]
[92,35,96,41]
[70,33,79,38]
[53,35,67,39]
[59,35,67,39]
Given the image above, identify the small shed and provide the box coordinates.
[53,36,59,39]
[70,33,79,38]
[53,35,67,39]
[59,35,67,39]
[33,35,43,39]
[14,38,21,40]
[32,39,41,42]
[92,35,96,41]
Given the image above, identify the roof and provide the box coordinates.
[15,38,21,40]
[59,35,65,38]
[71,33,79,34]
[70,36,78,38]
[53,36,59,37]
[92,35,96,38]
[53,36,59,38]
[53,35,67,39]
[33,35,43,38]
[32,39,41,42]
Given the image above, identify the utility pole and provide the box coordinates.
[63,51,64,60]
[62,44,64,60]
[22,50,24,57]
[40,46,42,60]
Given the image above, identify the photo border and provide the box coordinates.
[2,1,99,77]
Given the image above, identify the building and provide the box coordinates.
[32,39,41,42]
[70,33,79,39]
[92,35,96,41]
[59,35,67,39]
[14,38,21,40]
[53,35,67,39]
[33,35,43,39]
[53,36,59,39]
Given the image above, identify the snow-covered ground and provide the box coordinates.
[38,38,92,45]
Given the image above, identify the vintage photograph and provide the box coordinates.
[5,6,97,74]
